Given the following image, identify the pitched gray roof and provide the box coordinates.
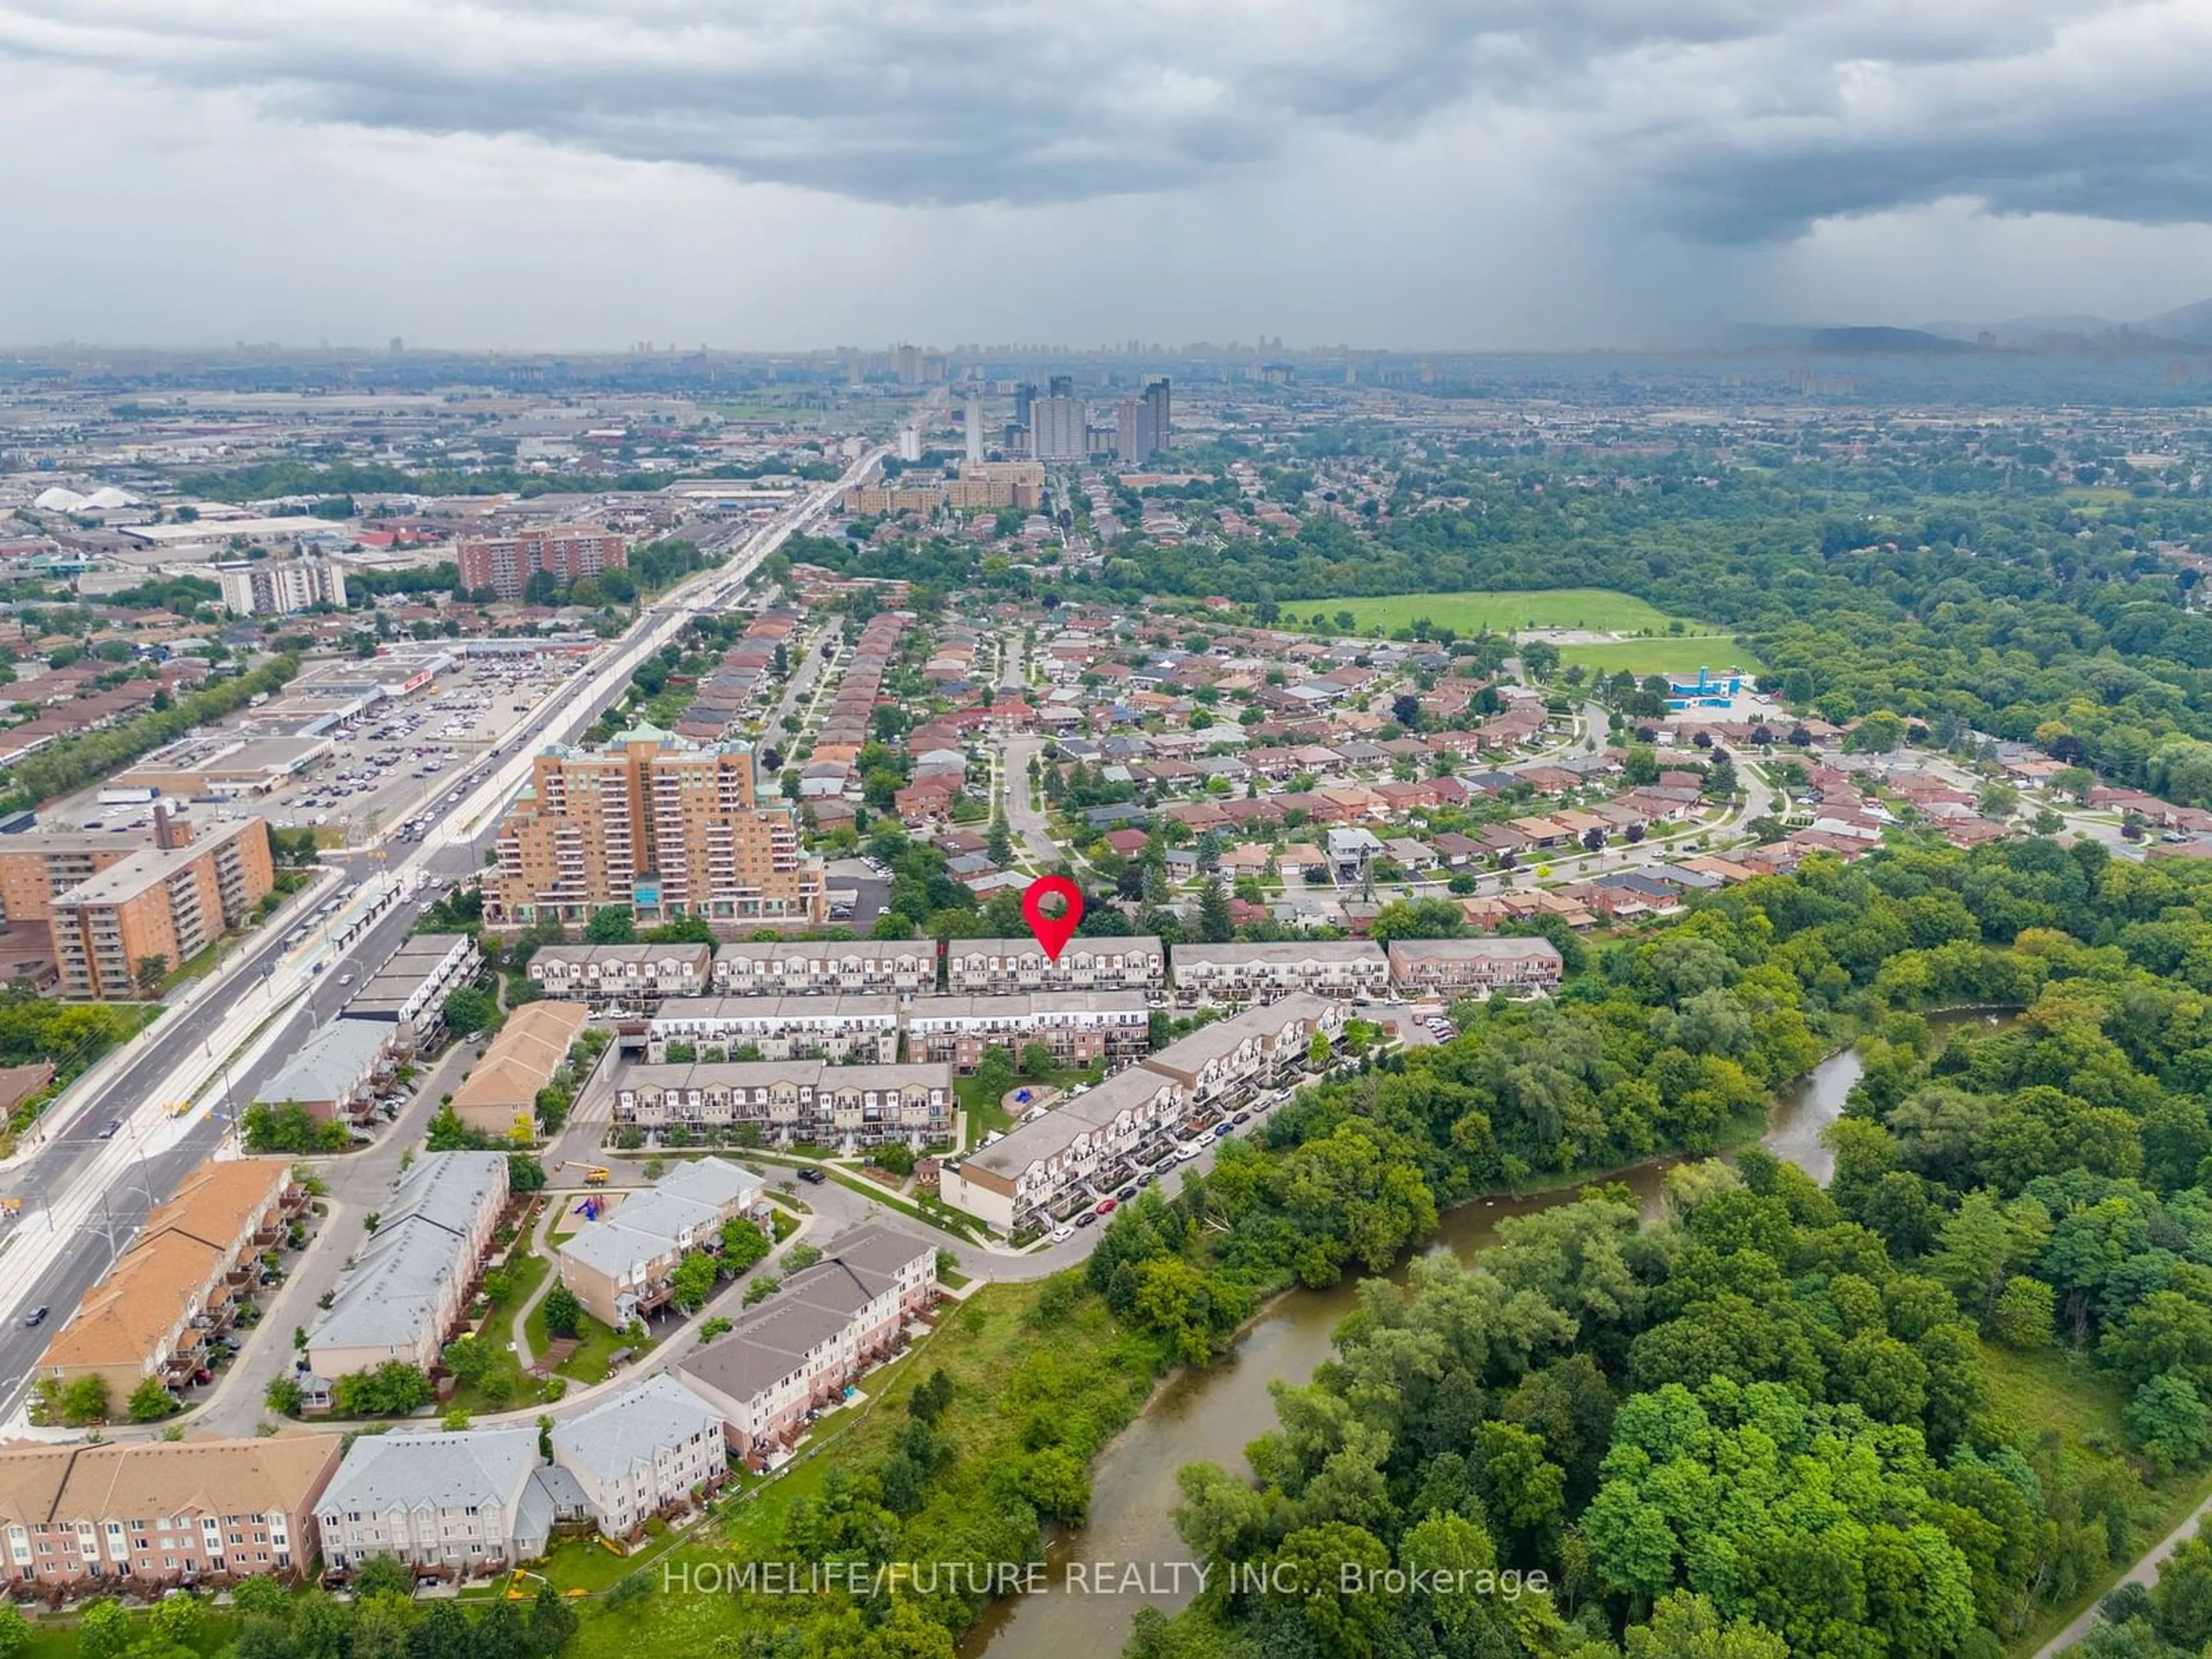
[253,1020,389,1107]
[557,1158,762,1278]
[318,1427,539,1516]
[308,1152,507,1354]
[551,1375,721,1483]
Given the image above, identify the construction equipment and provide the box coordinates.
[562,1161,611,1187]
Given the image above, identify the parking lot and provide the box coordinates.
[265,658,586,840]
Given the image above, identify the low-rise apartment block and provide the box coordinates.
[676,1225,936,1458]
[1169,941,1390,1006]
[0,1434,340,1589]
[1385,936,1564,997]
[711,940,935,998]
[549,1376,727,1541]
[528,942,713,1005]
[36,1158,300,1406]
[903,990,1151,1071]
[556,1158,765,1327]
[940,1064,1187,1233]
[645,995,899,1063]
[1139,993,1346,1105]
[315,1427,574,1575]
[612,1060,952,1148]
[305,1152,509,1380]
[49,817,275,998]
[944,935,1165,997]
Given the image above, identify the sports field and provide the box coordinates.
[1559,636,1761,676]
[1316,588,1687,636]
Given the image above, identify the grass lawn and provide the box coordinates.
[957,1063,1103,1147]
[563,1277,1171,1659]
[1984,1341,2212,1656]
[24,1611,238,1659]
[527,1298,653,1385]
[1315,587,1692,637]
[537,1528,669,1594]
[1559,635,1762,676]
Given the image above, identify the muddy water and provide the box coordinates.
[961,1011,2010,1659]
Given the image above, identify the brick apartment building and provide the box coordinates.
[47,816,275,998]
[483,724,824,930]
[456,525,627,603]
[0,1435,340,1589]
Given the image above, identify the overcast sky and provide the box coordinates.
[5,0,2212,351]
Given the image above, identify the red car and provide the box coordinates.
[1094,1197,1118,1216]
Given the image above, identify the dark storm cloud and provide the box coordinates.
[2,0,2205,234]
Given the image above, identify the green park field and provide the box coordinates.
[1557,635,1760,676]
[1319,587,1684,635]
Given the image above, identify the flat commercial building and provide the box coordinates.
[1385,937,1563,997]
[48,817,275,998]
[903,990,1150,1071]
[305,1152,509,1378]
[676,1225,935,1457]
[35,1158,300,1404]
[555,1158,765,1327]
[612,1059,952,1149]
[944,935,1164,997]
[1171,941,1390,1006]
[456,525,627,602]
[0,1434,339,1589]
[484,724,825,930]
[109,733,329,797]
[646,995,899,1064]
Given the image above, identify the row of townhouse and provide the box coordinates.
[316,1375,729,1571]
[317,1227,937,1570]
[1383,937,1563,997]
[528,936,1552,1014]
[36,1158,304,1407]
[0,1435,337,1592]
[556,1158,767,1328]
[645,995,901,1063]
[642,990,1150,1071]
[940,994,1348,1233]
[304,1153,510,1382]
[612,1060,953,1147]
[677,1224,938,1459]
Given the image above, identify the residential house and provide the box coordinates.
[944,937,1164,997]
[550,1376,727,1541]
[1169,942,1390,1006]
[527,944,713,1005]
[612,1060,952,1149]
[0,1434,340,1590]
[645,996,899,1063]
[677,1226,937,1458]
[1139,994,1346,1105]
[305,1153,510,1379]
[556,1158,766,1327]
[940,1065,1186,1233]
[252,1020,397,1126]
[903,991,1151,1071]
[1386,937,1563,998]
[711,942,935,998]
[448,1002,589,1139]
[315,1428,571,1575]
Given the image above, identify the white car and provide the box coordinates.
[1050,1224,1075,1243]
[1174,1142,1204,1162]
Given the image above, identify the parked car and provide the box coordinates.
[1094,1198,1118,1216]
[797,1167,827,1185]
[1075,1211,1097,1228]
[1232,1111,1252,1125]
[1115,1185,1138,1202]
[1050,1224,1075,1243]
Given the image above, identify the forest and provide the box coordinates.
[556,838,2212,1659]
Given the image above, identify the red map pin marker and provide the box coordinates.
[1021,876,1084,963]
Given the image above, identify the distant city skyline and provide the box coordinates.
[3,1,2210,348]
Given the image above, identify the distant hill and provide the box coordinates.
[2142,299,2212,344]
[1916,300,2212,349]
[1715,322,1969,354]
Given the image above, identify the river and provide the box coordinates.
[960,1010,2012,1659]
